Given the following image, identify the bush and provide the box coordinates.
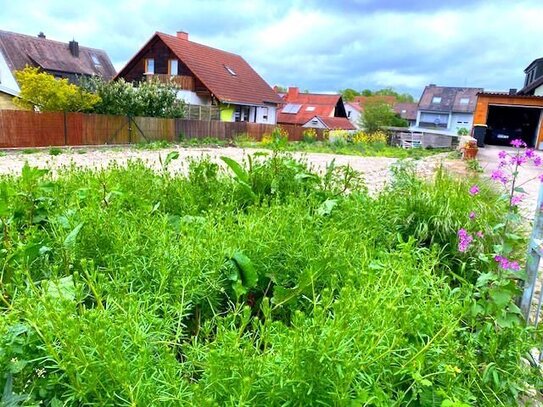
[302,128,317,143]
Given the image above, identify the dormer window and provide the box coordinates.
[144,58,154,74]
[432,96,442,104]
[224,65,236,76]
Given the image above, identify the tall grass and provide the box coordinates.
[0,153,540,405]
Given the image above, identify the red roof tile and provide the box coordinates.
[353,95,396,109]
[156,32,281,106]
[316,116,356,130]
[0,30,116,80]
[277,87,344,125]
[393,102,418,121]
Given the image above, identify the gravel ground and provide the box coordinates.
[0,146,459,195]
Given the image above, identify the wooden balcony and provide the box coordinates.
[146,74,194,91]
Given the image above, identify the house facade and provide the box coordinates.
[413,85,482,135]
[343,102,361,129]
[277,87,354,130]
[518,57,543,96]
[0,30,116,109]
[116,31,281,124]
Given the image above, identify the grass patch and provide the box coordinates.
[0,155,539,405]
[237,139,450,158]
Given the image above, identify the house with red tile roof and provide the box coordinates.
[116,31,282,124]
[0,30,116,109]
[277,87,355,130]
[344,102,362,129]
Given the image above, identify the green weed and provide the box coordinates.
[0,155,540,405]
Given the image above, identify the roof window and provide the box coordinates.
[432,96,442,104]
[224,65,236,76]
[306,106,315,111]
[282,103,302,114]
[459,97,470,104]
[90,53,101,66]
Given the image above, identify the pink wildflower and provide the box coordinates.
[469,185,480,195]
[494,255,510,269]
[469,212,476,220]
[511,139,527,148]
[509,261,521,271]
[510,195,524,206]
[539,173,543,183]
[476,231,484,238]
[534,156,542,167]
[525,149,535,159]
[498,150,507,159]
[458,229,473,252]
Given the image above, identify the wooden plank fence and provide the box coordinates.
[0,110,325,148]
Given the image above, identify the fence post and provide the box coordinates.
[521,184,543,320]
[128,115,132,144]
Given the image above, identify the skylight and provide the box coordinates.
[224,65,236,76]
[432,96,442,103]
[460,97,470,104]
[306,106,315,111]
[90,53,101,66]
[282,103,302,114]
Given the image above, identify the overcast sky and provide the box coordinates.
[2,0,542,99]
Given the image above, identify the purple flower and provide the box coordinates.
[458,228,473,252]
[476,231,484,238]
[525,149,535,159]
[539,173,543,183]
[494,255,521,271]
[498,160,508,168]
[510,154,527,166]
[510,195,524,206]
[509,261,521,271]
[469,212,476,220]
[511,139,527,148]
[498,150,507,159]
[490,169,508,185]
[534,156,542,167]
[494,255,510,269]
[469,185,480,195]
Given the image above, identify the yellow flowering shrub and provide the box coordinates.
[352,131,387,144]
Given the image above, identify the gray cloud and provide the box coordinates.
[1,0,542,97]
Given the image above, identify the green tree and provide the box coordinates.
[339,88,360,101]
[13,67,100,112]
[360,100,408,133]
[80,77,185,118]
[372,87,415,103]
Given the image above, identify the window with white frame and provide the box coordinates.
[144,58,155,74]
[432,96,442,104]
[169,59,178,76]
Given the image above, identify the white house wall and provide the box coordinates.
[176,90,211,105]
[535,85,543,96]
[0,51,19,93]
[254,105,276,124]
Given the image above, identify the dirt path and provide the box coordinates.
[0,146,457,195]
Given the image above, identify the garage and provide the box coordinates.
[473,92,543,149]
[485,105,541,147]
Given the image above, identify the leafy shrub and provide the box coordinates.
[302,128,317,143]
[352,130,388,144]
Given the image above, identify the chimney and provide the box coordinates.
[37,32,46,39]
[287,87,299,99]
[176,31,189,41]
[429,84,436,87]
[69,40,79,57]
[509,88,517,95]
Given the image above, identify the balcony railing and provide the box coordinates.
[146,74,194,91]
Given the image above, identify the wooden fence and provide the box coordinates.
[0,110,325,148]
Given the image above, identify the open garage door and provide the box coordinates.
[485,105,541,147]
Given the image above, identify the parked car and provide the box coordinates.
[486,127,523,146]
